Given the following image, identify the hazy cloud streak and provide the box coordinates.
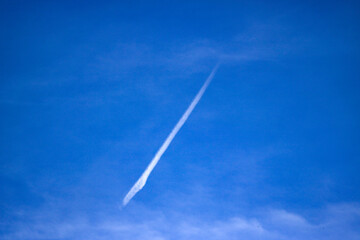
[123,64,219,206]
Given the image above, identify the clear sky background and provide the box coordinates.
[1,1,360,239]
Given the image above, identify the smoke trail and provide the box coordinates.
[123,64,219,206]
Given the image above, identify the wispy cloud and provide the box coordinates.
[3,202,360,240]
[0,26,290,108]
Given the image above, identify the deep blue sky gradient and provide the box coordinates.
[1,1,360,239]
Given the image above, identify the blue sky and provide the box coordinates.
[1,1,360,239]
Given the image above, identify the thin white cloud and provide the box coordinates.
[3,203,360,240]
[268,209,312,228]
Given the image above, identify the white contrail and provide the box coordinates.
[123,64,219,206]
